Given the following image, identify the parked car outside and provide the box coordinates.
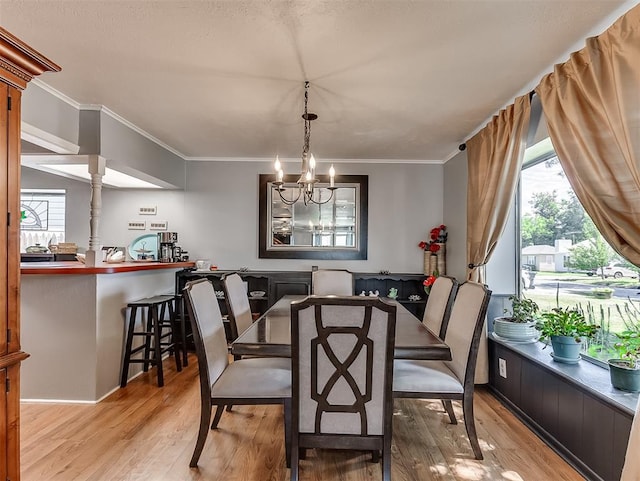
[602,263,639,279]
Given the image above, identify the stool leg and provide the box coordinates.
[151,304,164,387]
[143,308,153,372]
[120,305,138,388]
[178,297,188,366]
[168,299,182,373]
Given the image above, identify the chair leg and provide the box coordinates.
[189,399,212,468]
[210,405,225,429]
[225,405,233,412]
[284,398,292,469]
[290,434,299,481]
[371,450,380,463]
[462,392,483,460]
[382,434,392,481]
[443,399,457,424]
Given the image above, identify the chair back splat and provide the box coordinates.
[290,296,396,481]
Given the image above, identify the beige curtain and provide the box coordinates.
[535,3,640,266]
[466,94,531,383]
[466,94,531,282]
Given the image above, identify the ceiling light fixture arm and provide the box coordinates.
[273,81,337,206]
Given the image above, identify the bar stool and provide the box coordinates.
[120,294,183,388]
[174,293,192,366]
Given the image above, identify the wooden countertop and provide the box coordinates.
[21,261,195,275]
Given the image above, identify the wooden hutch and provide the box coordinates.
[0,28,60,480]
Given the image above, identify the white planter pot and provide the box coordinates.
[493,317,538,341]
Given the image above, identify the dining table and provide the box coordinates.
[231,295,451,361]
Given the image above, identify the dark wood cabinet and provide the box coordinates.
[0,28,59,481]
[489,339,634,481]
[175,270,428,320]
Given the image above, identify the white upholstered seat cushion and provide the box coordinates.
[211,357,291,399]
[392,359,464,395]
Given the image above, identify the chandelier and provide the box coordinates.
[273,81,336,206]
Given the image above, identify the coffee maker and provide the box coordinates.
[158,232,179,262]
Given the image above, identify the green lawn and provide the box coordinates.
[522,275,640,361]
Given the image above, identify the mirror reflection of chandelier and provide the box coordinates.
[273,81,336,206]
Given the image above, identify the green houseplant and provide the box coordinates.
[535,307,599,363]
[493,295,539,341]
[608,303,640,391]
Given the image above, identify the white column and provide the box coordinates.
[85,155,105,267]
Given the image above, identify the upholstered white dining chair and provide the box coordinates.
[223,272,254,341]
[393,281,491,460]
[182,278,291,468]
[290,296,397,481]
[422,275,459,339]
[311,269,354,296]
[421,275,459,421]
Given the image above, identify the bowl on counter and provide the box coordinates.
[250,290,266,298]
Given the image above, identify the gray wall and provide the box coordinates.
[99,112,186,189]
[21,160,445,274]
[443,149,468,281]
[22,83,79,145]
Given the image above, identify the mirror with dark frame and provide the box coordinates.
[259,174,368,260]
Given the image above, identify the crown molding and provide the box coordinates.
[30,79,446,165]
[21,121,80,154]
[185,156,443,164]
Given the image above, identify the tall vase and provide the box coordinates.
[429,254,438,276]
[423,251,430,275]
[436,243,446,275]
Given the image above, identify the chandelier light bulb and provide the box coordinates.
[277,169,284,183]
[274,155,281,172]
[309,154,316,170]
[329,164,335,187]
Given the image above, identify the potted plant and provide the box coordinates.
[493,295,539,341]
[535,307,599,363]
[608,303,640,391]
[609,331,640,391]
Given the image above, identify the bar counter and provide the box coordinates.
[21,260,194,275]
[21,261,194,402]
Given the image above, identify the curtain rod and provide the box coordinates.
[458,90,536,151]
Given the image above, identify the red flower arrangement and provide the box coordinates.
[423,275,437,294]
[418,224,447,253]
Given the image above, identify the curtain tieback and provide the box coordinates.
[468,262,487,269]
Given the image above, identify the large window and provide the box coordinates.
[520,141,639,364]
[20,189,66,253]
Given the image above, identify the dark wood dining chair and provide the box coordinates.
[393,281,491,460]
[290,296,396,481]
[311,269,354,296]
[182,278,291,468]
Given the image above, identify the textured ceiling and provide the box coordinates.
[0,1,634,162]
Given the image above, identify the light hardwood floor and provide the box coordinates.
[21,358,585,481]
